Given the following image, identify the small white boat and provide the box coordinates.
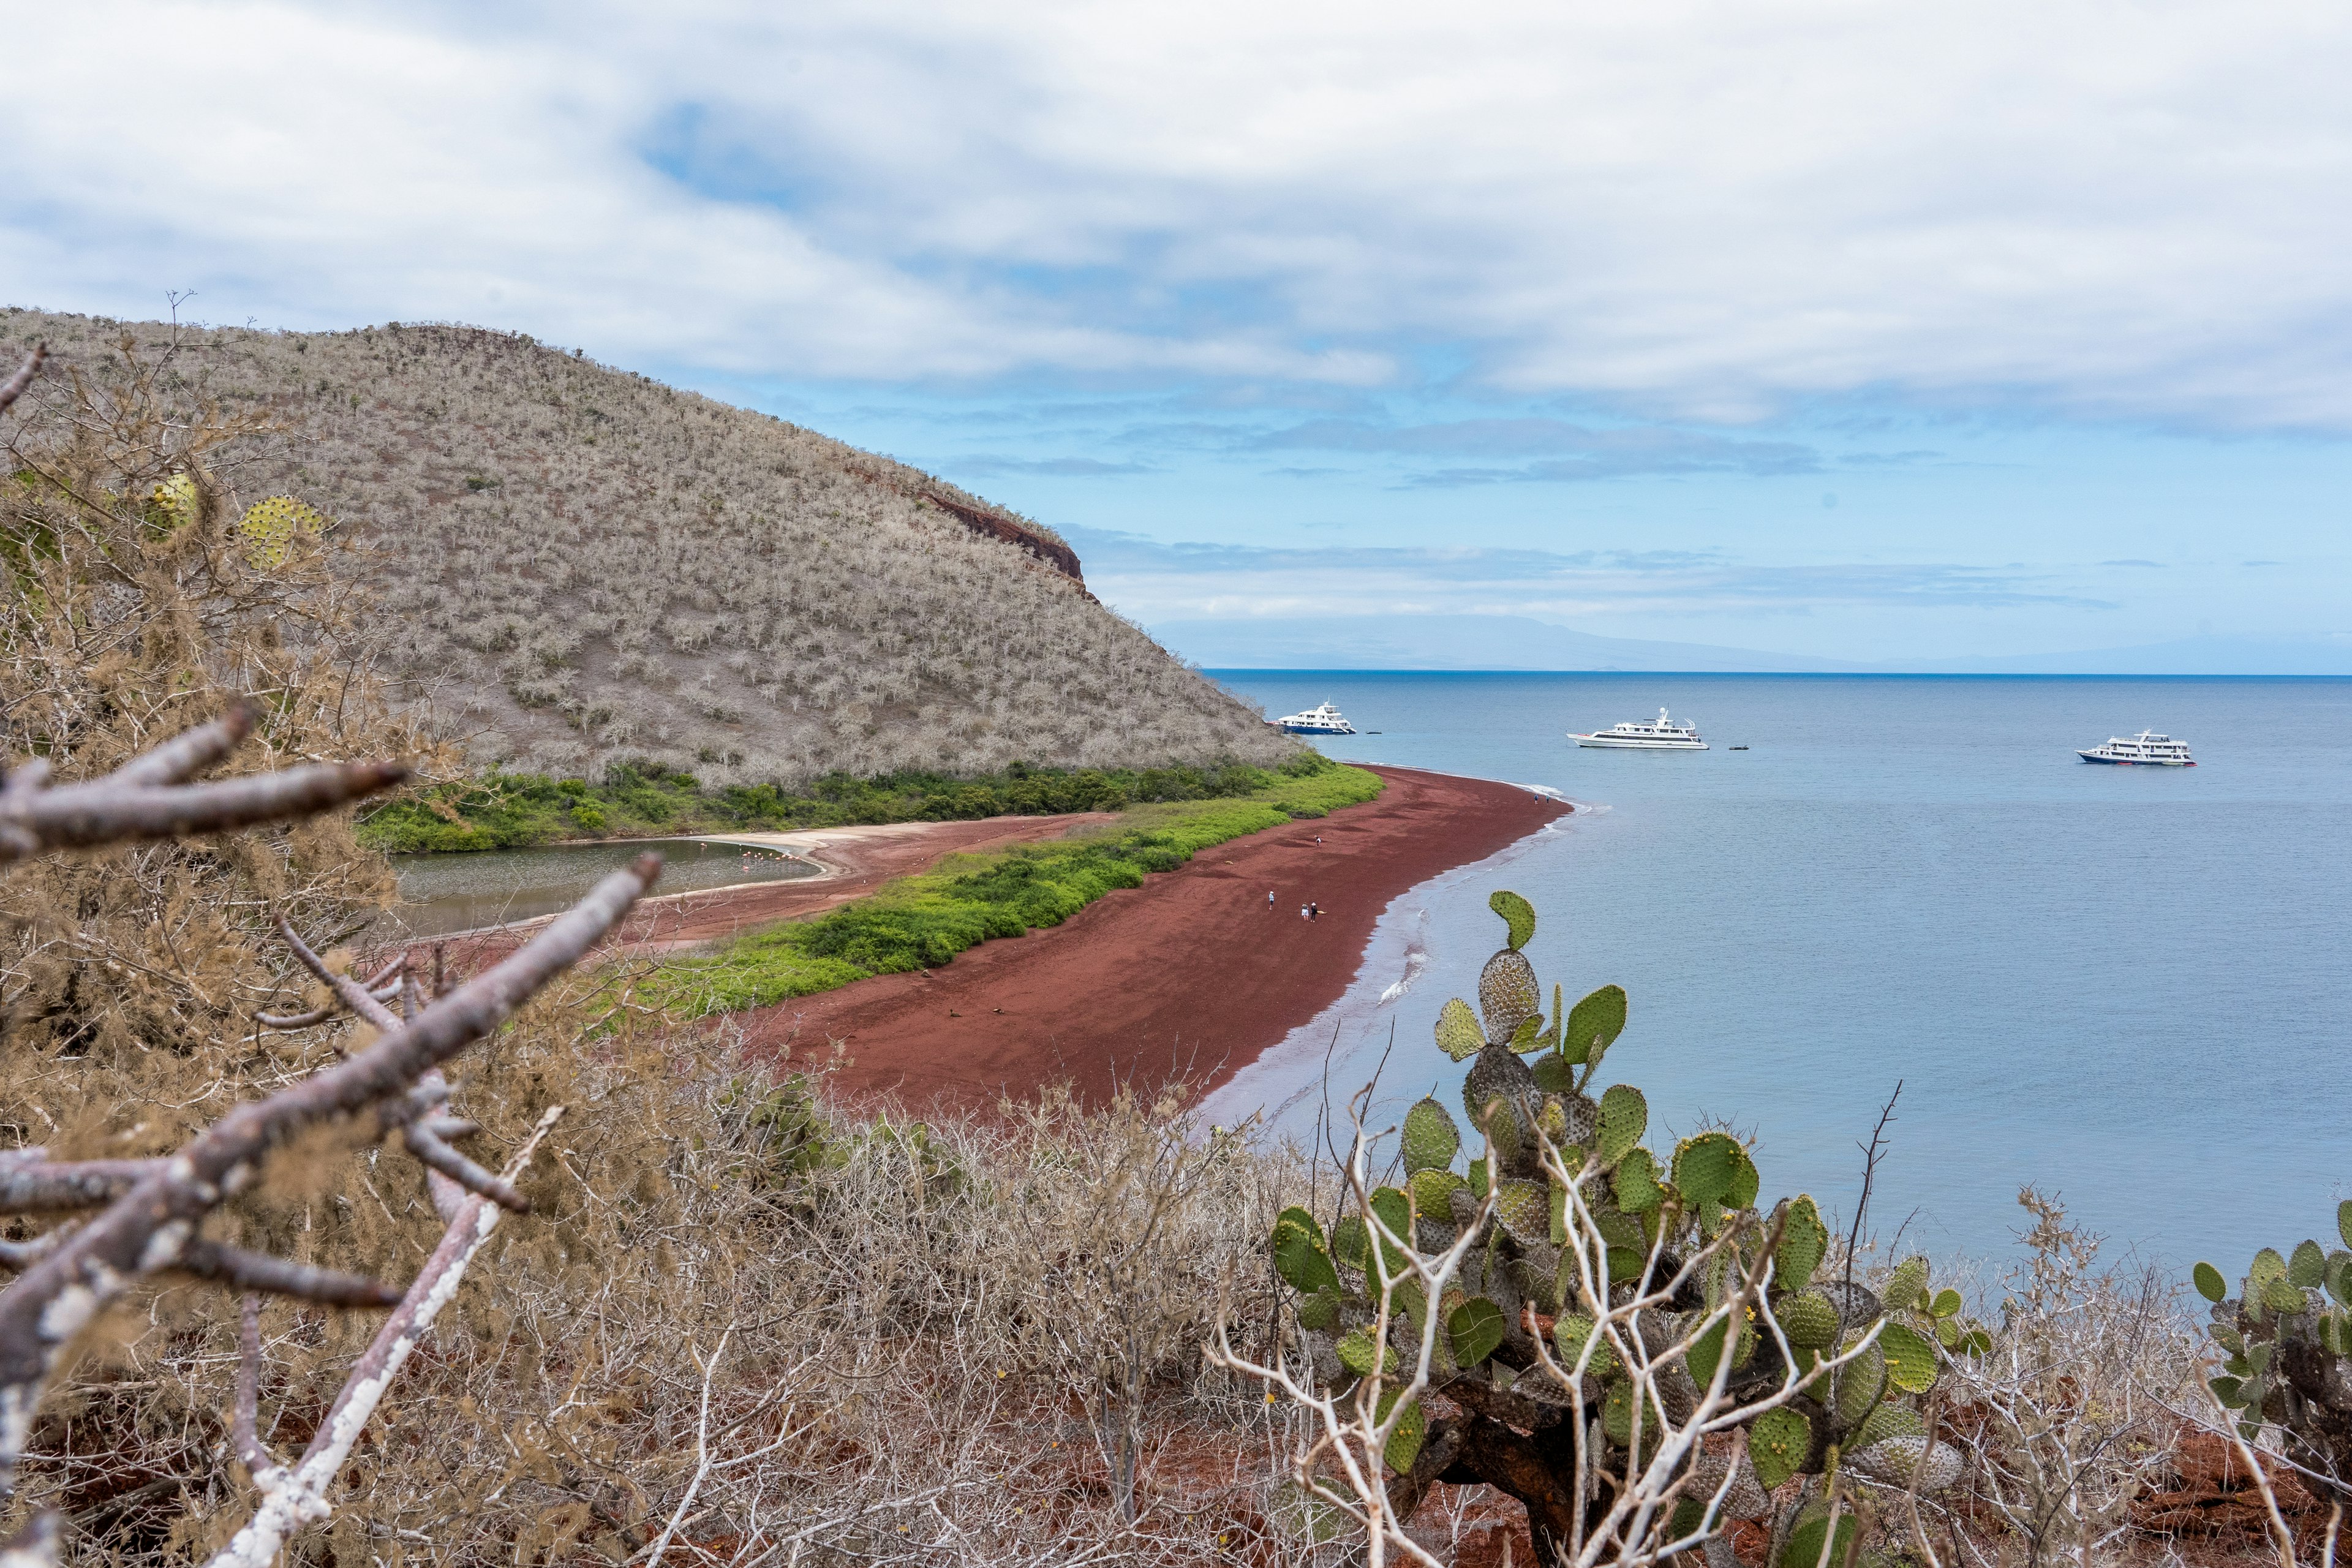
[1277,700,1357,736]
[2079,730,2195,766]
[1570,708,1707,750]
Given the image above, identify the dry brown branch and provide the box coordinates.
[0,769,658,1509]
[0,1155,162,1215]
[202,1107,566,1568]
[0,345,41,420]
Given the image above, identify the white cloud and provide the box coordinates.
[10,1,2352,426]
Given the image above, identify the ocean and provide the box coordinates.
[1199,672,2352,1276]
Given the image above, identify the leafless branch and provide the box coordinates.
[0,835,658,1494]
[202,1107,566,1568]
[172,1240,401,1308]
[0,345,42,420]
[0,1155,162,1215]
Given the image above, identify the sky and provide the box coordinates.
[8,1,2352,667]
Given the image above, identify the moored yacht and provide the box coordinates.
[1276,700,1357,736]
[2078,730,2195,766]
[1570,708,1708,750]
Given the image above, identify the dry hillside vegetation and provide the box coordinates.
[0,308,1289,785]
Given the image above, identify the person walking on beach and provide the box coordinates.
[1268,890,1275,910]
[1310,902,1320,921]
[1300,903,1309,920]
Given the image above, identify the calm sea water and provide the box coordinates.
[1200,673,2352,1274]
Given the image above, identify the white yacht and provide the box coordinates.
[1570,708,1708,750]
[2078,730,2195,766]
[1276,700,1357,736]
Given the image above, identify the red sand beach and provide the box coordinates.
[739,766,1567,1107]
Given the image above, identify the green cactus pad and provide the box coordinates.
[1930,1287,1964,1319]
[1401,1097,1461,1174]
[1777,1196,1828,1288]
[1749,1406,1812,1491]
[2265,1276,2307,1314]
[1479,949,1542,1044]
[1879,1322,1939,1393]
[1379,1389,1425,1474]
[1597,1084,1648,1166]
[1368,1186,1414,1283]
[1603,1380,1661,1449]
[1834,1340,1888,1425]
[1296,1289,1341,1331]
[1447,1296,1507,1366]
[2252,1248,2289,1288]
[1885,1256,1930,1313]
[1489,889,1537,951]
[1857,1401,1926,1451]
[1562,985,1627,1066]
[1337,1327,1395,1376]
[1686,1314,1750,1390]
[2193,1262,2227,1303]
[1495,1179,1551,1245]
[1780,1512,1856,1568]
[2209,1374,2247,1410]
[2291,1240,2328,1289]
[1330,1215,1368,1270]
[1510,1014,1546,1052]
[1406,1167,1466,1221]
[1554,1312,1620,1380]
[1531,1052,1576,1093]
[1726,1146,1760,1210]
[1615,1147,1663,1212]
[1777,1289,1841,1350]
[1273,1215,1340,1296]
[2340,1200,2352,1251]
[1436,997,1483,1061]
[2329,1253,2352,1305]
[1670,1133,1741,1208]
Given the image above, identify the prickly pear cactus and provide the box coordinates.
[145,472,200,532]
[2193,1206,2352,1502]
[237,494,327,570]
[1265,890,1981,1560]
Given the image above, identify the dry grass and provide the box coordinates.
[0,307,1291,787]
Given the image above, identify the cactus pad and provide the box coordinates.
[1776,1195,1828,1288]
[1379,1388,1425,1473]
[1273,1215,1340,1297]
[1407,1167,1465,1221]
[1296,1289,1341,1330]
[1401,1097,1461,1174]
[1448,1295,1507,1366]
[1615,1147,1663,1212]
[238,495,326,570]
[2193,1262,2227,1303]
[1834,1339,1888,1424]
[1337,1327,1393,1376]
[1495,1179,1551,1245]
[2340,1200,2352,1251]
[147,473,200,532]
[1488,889,1537,951]
[1777,1289,1841,1350]
[1670,1133,1742,1208]
[1479,948,1542,1044]
[1749,1406,1811,1491]
[1562,984,1627,1066]
[1435,997,1483,1061]
[2292,1240,2328,1289]
[1597,1084,1648,1166]
[1879,1321,1939,1393]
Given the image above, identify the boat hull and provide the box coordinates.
[1282,723,1355,736]
[1571,735,1706,750]
[2078,752,2193,766]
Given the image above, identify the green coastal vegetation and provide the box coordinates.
[641,758,1381,1016]
[356,755,1328,854]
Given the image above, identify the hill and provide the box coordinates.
[0,307,1291,784]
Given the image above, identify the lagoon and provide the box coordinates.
[385,837,819,940]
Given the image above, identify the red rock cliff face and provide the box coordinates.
[920,491,1085,582]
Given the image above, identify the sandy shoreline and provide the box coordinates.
[737,765,1570,1107]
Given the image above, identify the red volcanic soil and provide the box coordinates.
[741,766,1568,1108]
